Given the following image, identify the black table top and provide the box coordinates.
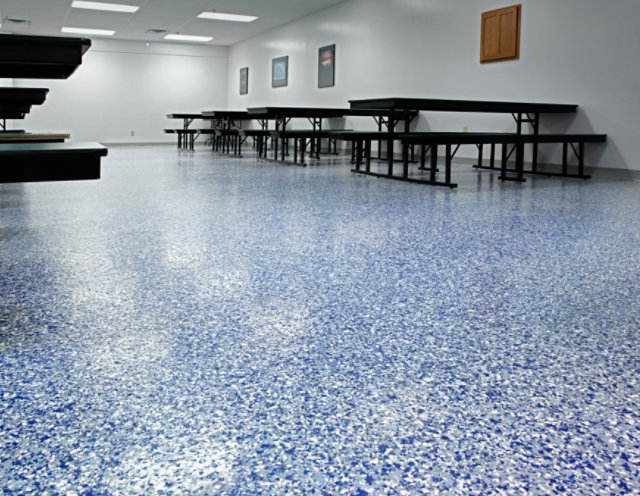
[0,34,91,79]
[349,97,578,114]
[202,110,252,119]
[166,113,205,119]
[247,107,349,119]
[247,106,419,120]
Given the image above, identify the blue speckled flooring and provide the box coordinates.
[1,146,639,495]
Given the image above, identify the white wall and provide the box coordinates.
[14,39,229,143]
[227,0,640,170]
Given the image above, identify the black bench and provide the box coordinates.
[164,129,202,150]
[268,129,354,166]
[0,142,108,183]
[200,111,255,153]
[328,130,403,166]
[395,132,607,188]
[209,128,254,156]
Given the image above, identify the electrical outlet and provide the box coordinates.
[130,130,135,137]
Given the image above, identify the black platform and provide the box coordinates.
[202,110,252,120]
[0,88,49,105]
[0,142,108,183]
[0,34,91,79]
[0,88,49,123]
[349,97,578,114]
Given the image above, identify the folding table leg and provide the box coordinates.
[402,144,409,178]
[516,143,524,181]
[430,144,438,184]
[445,144,452,185]
[578,142,585,177]
[500,143,508,180]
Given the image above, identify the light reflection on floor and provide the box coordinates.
[1,146,639,494]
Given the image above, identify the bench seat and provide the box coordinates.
[164,128,201,150]
[338,131,606,187]
[265,129,353,164]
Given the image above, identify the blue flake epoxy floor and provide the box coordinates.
[1,146,639,495]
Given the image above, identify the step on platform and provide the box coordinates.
[0,34,91,79]
[0,142,108,183]
[0,88,49,120]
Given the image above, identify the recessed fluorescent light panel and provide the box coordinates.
[164,34,213,42]
[197,11,258,22]
[62,26,116,36]
[71,1,139,13]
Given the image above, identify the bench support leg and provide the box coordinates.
[445,144,452,185]
[430,144,438,184]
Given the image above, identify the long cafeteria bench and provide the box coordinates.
[395,132,606,188]
[267,129,354,165]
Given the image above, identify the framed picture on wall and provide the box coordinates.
[240,67,249,95]
[272,56,288,88]
[318,44,335,88]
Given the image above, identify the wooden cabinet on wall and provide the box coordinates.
[481,4,521,63]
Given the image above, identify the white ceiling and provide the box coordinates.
[0,0,349,46]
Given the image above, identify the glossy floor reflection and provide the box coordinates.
[1,146,639,495]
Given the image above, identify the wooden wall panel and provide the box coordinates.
[481,4,521,63]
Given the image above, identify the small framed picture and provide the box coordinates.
[318,44,335,88]
[240,67,248,95]
[272,56,288,88]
